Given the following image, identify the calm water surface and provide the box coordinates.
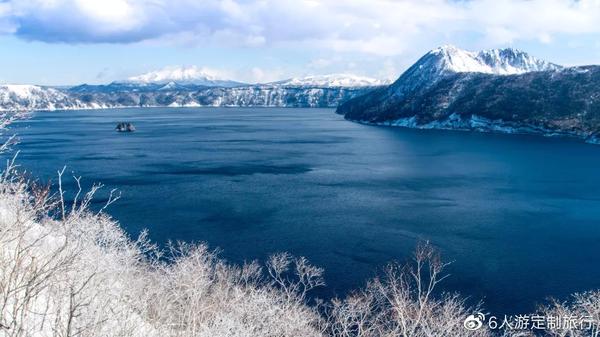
[8,107,600,315]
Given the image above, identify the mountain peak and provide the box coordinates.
[124,66,245,87]
[425,45,561,75]
[432,44,462,53]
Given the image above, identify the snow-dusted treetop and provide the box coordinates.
[271,74,391,88]
[124,66,245,87]
[427,45,562,75]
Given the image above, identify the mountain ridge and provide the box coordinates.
[0,70,391,111]
[0,84,382,112]
[428,45,561,75]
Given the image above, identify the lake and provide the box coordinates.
[8,107,600,315]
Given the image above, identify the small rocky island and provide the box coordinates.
[115,122,135,132]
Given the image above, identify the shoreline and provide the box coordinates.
[350,113,600,145]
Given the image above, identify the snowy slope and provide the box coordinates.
[427,45,561,75]
[0,85,87,111]
[370,45,564,104]
[389,45,562,94]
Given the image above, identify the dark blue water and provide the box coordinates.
[8,107,600,315]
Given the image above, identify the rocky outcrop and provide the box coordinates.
[115,122,135,132]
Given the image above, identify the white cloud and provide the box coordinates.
[1,0,600,55]
[307,57,338,69]
[245,67,287,83]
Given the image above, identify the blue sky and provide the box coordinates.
[1,0,600,85]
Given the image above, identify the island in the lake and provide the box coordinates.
[115,122,136,132]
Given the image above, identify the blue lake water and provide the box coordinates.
[8,107,600,315]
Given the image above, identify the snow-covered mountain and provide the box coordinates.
[360,45,563,106]
[337,46,600,144]
[123,66,246,87]
[272,74,390,88]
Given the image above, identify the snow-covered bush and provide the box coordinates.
[537,291,600,337]
[0,165,156,337]
[0,165,326,337]
[326,243,493,337]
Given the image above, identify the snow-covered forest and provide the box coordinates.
[0,114,598,337]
